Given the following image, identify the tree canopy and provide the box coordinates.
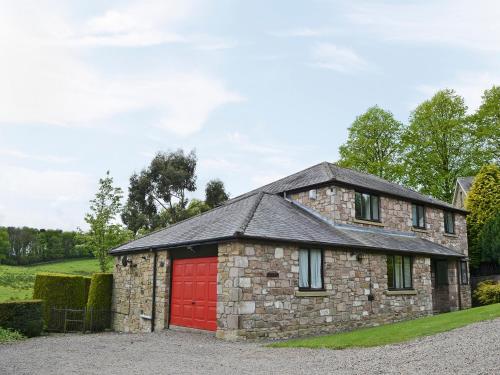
[338,106,404,182]
[84,171,131,272]
[205,179,230,208]
[465,164,500,268]
[479,211,500,266]
[122,150,197,234]
[473,86,500,163]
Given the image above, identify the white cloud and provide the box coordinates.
[415,72,500,112]
[269,27,338,38]
[0,148,75,164]
[309,43,369,73]
[0,1,241,136]
[348,0,500,52]
[0,164,93,229]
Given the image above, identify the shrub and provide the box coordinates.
[0,327,25,343]
[33,273,91,324]
[86,273,113,331]
[474,280,500,305]
[0,300,43,337]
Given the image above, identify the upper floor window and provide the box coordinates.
[355,192,380,222]
[444,211,455,234]
[387,255,413,289]
[412,204,426,229]
[298,249,323,290]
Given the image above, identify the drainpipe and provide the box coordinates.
[151,249,158,332]
[456,260,462,310]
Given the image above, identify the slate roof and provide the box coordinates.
[236,162,464,212]
[457,176,475,194]
[111,192,464,258]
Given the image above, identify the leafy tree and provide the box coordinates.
[337,106,404,182]
[465,164,500,268]
[479,212,500,265]
[122,150,197,233]
[205,179,230,208]
[185,199,211,216]
[402,89,486,202]
[84,171,132,272]
[473,86,500,163]
[0,228,9,261]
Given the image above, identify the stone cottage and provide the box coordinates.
[110,162,471,340]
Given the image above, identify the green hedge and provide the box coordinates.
[0,300,43,337]
[33,273,91,324]
[86,273,113,331]
[474,281,500,305]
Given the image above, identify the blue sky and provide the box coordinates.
[1,0,499,230]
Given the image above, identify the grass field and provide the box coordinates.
[0,258,100,302]
[269,303,500,350]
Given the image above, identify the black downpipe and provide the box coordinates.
[151,250,158,332]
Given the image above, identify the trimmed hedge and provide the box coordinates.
[474,280,500,305]
[86,273,113,331]
[33,273,91,323]
[0,300,43,337]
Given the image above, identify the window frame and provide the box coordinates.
[355,191,381,222]
[459,261,469,285]
[444,211,455,234]
[412,203,426,229]
[298,248,324,291]
[387,254,413,290]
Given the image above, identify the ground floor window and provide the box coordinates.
[387,255,412,289]
[299,249,323,290]
[435,260,449,286]
[460,261,469,285]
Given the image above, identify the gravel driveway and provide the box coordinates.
[2,319,500,375]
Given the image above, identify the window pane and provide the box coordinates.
[436,261,448,286]
[449,213,454,233]
[371,195,379,220]
[460,262,468,284]
[387,256,394,289]
[355,192,362,218]
[310,249,322,289]
[418,206,425,228]
[363,194,371,220]
[412,204,418,227]
[299,249,309,288]
[394,255,403,288]
[403,256,412,288]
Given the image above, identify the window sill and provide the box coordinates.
[411,227,427,233]
[443,233,458,238]
[295,290,329,297]
[353,219,385,227]
[386,289,417,296]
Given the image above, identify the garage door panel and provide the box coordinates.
[170,257,217,331]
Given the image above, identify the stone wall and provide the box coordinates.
[289,185,468,255]
[112,250,170,333]
[217,241,433,340]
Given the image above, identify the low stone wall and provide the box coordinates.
[112,250,170,333]
[217,241,433,340]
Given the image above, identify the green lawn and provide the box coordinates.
[0,258,100,302]
[269,303,500,350]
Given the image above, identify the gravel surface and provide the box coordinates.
[2,319,500,375]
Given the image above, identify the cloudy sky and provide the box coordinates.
[1,0,499,230]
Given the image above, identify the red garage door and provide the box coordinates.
[170,257,218,331]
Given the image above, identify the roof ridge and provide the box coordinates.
[234,191,265,235]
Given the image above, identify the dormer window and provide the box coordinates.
[412,204,426,229]
[309,189,317,200]
[355,191,380,221]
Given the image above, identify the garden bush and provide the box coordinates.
[0,300,43,337]
[33,273,91,324]
[474,280,500,305]
[86,273,113,331]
